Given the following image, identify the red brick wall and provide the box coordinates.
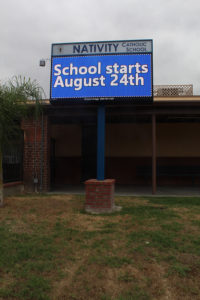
[22,115,50,192]
[85,179,115,213]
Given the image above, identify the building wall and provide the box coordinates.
[157,123,200,157]
[106,122,200,157]
[51,124,81,156]
[50,124,82,185]
[49,122,200,186]
[106,123,152,157]
[106,122,200,185]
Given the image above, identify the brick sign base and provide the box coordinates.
[85,179,120,214]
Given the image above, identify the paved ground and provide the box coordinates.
[50,185,200,196]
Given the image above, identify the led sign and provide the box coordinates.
[50,40,153,103]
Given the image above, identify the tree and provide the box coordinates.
[0,76,43,207]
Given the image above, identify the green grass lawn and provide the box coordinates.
[0,194,200,299]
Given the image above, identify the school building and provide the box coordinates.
[4,84,195,194]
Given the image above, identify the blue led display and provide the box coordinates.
[50,54,152,99]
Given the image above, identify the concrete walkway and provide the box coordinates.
[49,185,200,197]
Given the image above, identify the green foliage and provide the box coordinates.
[16,276,50,300]
[0,226,56,270]
[161,222,184,232]
[128,230,178,251]
[146,196,200,207]
[117,204,178,221]
[0,276,50,300]
[88,255,132,267]
[167,263,191,277]
[116,287,151,300]
[0,76,44,147]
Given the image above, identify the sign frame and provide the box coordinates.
[50,39,153,104]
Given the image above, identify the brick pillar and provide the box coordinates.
[22,115,50,192]
[85,179,119,213]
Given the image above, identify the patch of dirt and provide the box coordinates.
[0,195,80,219]
[0,271,15,297]
[191,214,200,221]
[172,207,190,215]
[52,257,86,300]
[151,263,173,300]
[70,213,105,231]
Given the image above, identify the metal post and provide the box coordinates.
[97,104,105,180]
[152,113,157,194]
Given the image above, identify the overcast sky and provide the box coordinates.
[1,0,200,97]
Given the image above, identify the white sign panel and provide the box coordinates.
[52,40,152,56]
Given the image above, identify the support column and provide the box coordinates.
[84,105,119,213]
[22,115,50,192]
[152,113,157,194]
[97,104,105,180]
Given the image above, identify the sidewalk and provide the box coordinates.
[49,184,200,197]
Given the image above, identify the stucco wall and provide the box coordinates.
[106,123,152,157]
[157,123,200,157]
[51,122,200,158]
[106,123,200,157]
